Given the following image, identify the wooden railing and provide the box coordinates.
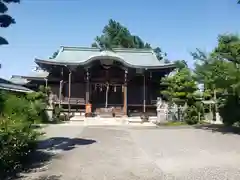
[52,96,86,105]
[51,95,158,107]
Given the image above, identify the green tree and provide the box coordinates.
[161,66,197,106]
[49,50,59,59]
[193,34,240,125]
[174,60,188,70]
[0,0,20,45]
[161,63,198,123]
[193,35,240,96]
[92,19,166,61]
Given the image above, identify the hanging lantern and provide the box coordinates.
[114,85,116,92]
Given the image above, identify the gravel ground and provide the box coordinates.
[19,125,240,180]
[130,127,240,179]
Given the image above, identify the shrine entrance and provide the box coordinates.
[90,82,123,113]
[87,61,126,116]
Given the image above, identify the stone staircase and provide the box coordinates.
[96,108,113,118]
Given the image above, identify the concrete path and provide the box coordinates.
[20,125,240,180]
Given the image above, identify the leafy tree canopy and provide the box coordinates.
[0,0,20,45]
[49,50,59,59]
[173,60,188,70]
[192,34,240,125]
[193,34,240,97]
[161,61,197,106]
[92,19,167,61]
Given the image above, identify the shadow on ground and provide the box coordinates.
[28,175,62,180]
[38,137,97,151]
[3,137,96,180]
[1,150,55,180]
[194,124,240,135]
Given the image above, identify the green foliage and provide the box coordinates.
[174,60,188,70]
[193,34,240,125]
[0,0,20,45]
[2,86,49,124]
[161,60,202,124]
[161,66,198,106]
[218,95,240,126]
[52,106,63,121]
[92,19,166,61]
[0,117,40,177]
[0,90,44,178]
[49,50,59,59]
[160,121,187,126]
[184,105,199,125]
[3,93,33,121]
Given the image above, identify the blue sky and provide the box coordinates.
[0,0,240,79]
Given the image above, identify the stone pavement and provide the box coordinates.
[20,124,240,180]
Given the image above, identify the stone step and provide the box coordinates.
[99,114,113,118]
[70,115,85,121]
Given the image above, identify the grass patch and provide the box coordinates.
[158,121,188,126]
[157,120,212,127]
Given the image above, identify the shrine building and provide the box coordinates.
[11,47,175,117]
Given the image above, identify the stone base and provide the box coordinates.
[68,115,156,127]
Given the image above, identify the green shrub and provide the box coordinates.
[51,106,65,123]
[0,117,41,177]
[184,105,199,125]
[0,90,44,178]
[53,106,62,119]
[218,95,240,126]
[3,94,32,121]
[3,92,49,124]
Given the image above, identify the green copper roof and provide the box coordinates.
[10,76,29,85]
[0,78,33,93]
[11,70,49,83]
[35,47,174,69]
[0,83,33,93]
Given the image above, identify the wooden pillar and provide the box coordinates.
[123,70,128,116]
[149,71,152,103]
[105,82,109,108]
[68,71,72,114]
[58,80,63,108]
[44,78,48,88]
[143,70,146,113]
[86,70,90,104]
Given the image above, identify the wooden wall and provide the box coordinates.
[64,82,86,99]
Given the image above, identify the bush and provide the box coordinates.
[53,106,62,119]
[3,91,49,124]
[52,106,65,123]
[0,117,41,177]
[0,91,44,178]
[219,95,240,126]
[184,105,199,125]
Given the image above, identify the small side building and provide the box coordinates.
[11,47,175,117]
[0,77,32,93]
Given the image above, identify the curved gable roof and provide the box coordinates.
[35,46,175,69]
